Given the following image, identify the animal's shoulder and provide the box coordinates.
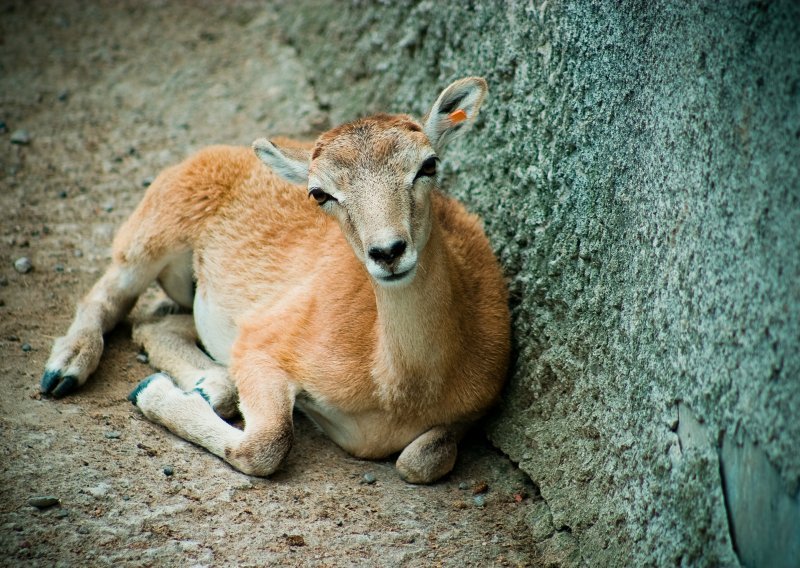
[432,191,494,260]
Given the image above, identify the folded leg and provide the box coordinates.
[129,350,296,477]
[396,425,466,484]
[133,314,237,418]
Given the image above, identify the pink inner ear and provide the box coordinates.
[448,109,467,124]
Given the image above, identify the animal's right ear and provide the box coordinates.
[252,138,310,185]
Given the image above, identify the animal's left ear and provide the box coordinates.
[252,138,311,185]
[423,77,488,152]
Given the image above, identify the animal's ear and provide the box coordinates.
[252,138,310,185]
[423,77,488,152]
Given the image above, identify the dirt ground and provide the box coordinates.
[0,2,544,566]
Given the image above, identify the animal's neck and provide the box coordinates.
[372,222,460,405]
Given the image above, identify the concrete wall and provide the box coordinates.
[271,1,800,565]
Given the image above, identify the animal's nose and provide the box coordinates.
[368,240,407,265]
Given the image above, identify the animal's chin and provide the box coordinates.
[373,265,417,288]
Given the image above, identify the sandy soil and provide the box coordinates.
[0,1,543,566]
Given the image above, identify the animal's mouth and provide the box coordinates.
[382,270,411,282]
[376,265,417,286]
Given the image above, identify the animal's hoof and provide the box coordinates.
[40,329,103,397]
[128,373,169,405]
[40,370,78,398]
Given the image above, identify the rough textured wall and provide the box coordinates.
[271,1,800,565]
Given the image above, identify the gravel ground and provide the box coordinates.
[0,1,546,566]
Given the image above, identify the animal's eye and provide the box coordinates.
[309,187,335,205]
[415,157,438,181]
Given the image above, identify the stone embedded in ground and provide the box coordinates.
[13,257,32,273]
[28,496,59,509]
[10,129,31,145]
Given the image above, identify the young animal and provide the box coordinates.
[40,77,510,483]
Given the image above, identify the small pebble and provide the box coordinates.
[28,496,60,509]
[473,495,486,508]
[472,481,489,495]
[0,121,7,133]
[0,275,7,286]
[85,482,110,498]
[57,89,70,102]
[54,509,69,518]
[104,431,121,439]
[163,466,174,477]
[142,177,154,188]
[54,264,65,273]
[7,335,19,342]
[10,129,31,145]
[0,299,5,307]
[362,472,376,485]
[58,190,68,199]
[136,353,149,364]
[21,343,32,352]
[103,202,114,213]
[458,482,469,490]
[14,257,33,274]
[285,534,305,547]
[73,249,83,258]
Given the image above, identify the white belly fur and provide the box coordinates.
[193,289,237,365]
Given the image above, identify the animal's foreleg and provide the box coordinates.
[128,372,244,462]
[396,424,466,484]
[129,353,296,477]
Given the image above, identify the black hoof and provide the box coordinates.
[52,376,77,398]
[40,369,61,394]
[41,370,78,398]
[128,373,162,406]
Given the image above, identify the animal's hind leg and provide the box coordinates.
[41,262,161,397]
[42,163,193,398]
[132,315,238,418]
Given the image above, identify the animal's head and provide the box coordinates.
[253,77,487,287]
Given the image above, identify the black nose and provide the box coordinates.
[368,240,407,264]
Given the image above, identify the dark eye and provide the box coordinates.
[415,157,438,181]
[309,187,335,205]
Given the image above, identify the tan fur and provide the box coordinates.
[42,77,509,483]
